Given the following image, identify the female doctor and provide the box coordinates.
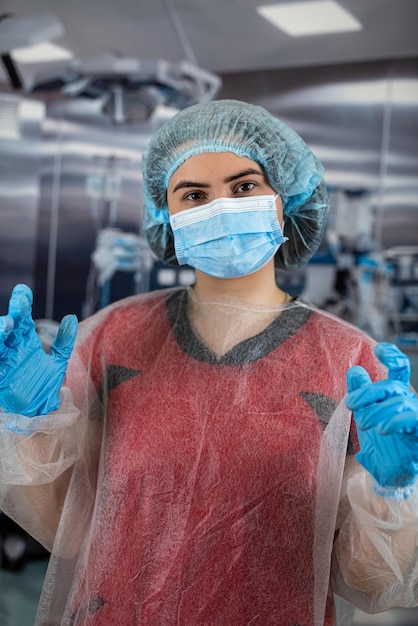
[1,99,418,625]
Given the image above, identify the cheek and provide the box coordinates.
[166,194,179,216]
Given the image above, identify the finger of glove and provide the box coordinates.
[345,378,412,413]
[346,365,371,393]
[50,314,78,363]
[8,284,33,321]
[375,342,411,385]
[353,392,417,431]
[6,285,36,346]
[0,315,15,352]
[375,403,418,436]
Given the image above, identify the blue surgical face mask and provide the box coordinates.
[169,194,288,278]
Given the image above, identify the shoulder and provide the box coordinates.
[291,300,383,375]
[298,299,374,342]
[76,287,184,347]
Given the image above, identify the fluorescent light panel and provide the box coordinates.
[12,41,74,63]
[257,1,363,36]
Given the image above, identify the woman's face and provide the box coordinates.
[167,151,283,222]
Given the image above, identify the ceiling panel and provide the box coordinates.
[0,0,417,82]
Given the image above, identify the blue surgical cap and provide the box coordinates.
[142,99,329,270]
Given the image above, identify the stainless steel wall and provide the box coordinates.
[0,94,45,312]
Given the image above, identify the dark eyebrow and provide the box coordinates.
[172,168,264,193]
[172,180,210,193]
[224,168,264,183]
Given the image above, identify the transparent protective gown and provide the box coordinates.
[1,288,418,626]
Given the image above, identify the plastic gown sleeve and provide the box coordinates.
[0,332,98,553]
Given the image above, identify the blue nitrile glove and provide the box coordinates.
[0,284,78,417]
[345,342,418,499]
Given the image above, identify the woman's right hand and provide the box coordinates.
[0,284,78,417]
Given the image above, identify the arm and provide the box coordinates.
[332,456,418,612]
[332,343,418,612]
[0,284,82,549]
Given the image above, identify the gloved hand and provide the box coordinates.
[345,342,418,498]
[0,284,78,417]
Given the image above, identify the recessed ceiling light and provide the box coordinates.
[257,1,363,36]
[12,41,74,63]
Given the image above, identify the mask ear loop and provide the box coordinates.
[273,193,285,231]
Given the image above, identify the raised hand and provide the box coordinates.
[345,342,418,498]
[0,284,78,417]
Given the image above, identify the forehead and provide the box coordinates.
[169,152,263,186]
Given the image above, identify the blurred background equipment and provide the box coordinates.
[384,246,418,342]
[5,51,221,124]
[83,227,155,316]
[0,9,221,122]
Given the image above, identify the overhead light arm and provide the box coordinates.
[0,51,23,89]
[0,12,221,122]
[24,54,221,122]
[161,0,199,67]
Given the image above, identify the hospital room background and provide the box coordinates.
[0,1,417,624]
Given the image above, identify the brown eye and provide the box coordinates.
[184,191,205,201]
[236,182,255,193]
